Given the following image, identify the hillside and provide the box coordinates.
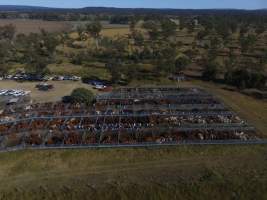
[0,5,266,15]
[0,5,55,11]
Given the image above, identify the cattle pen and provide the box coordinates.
[0,86,264,151]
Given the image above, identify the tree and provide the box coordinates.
[70,51,89,65]
[0,65,7,76]
[202,62,218,81]
[179,17,186,30]
[154,44,177,75]
[215,21,230,40]
[25,52,49,76]
[64,88,95,105]
[197,30,208,41]
[240,34,257,52]
[16,31,58,76]
[59,32,69,48]
[106,60,123,83]
[261,49,267,64]
[129,17,137,33]
[76,25,85,41]
[0,24,16,40]
[255,24,265,35]
[132,30,144,46]
[229,21,238,33]
[40,29,59,57]
[142,20,161,40]
[86,21,102,49]
[175,56,191,72]
[186,20,195,34]
[240,24,249,36]
[160,19,177,38]
[225,67,266,89]
[0,40,12,76]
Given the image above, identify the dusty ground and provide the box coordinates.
[0,80,95,103]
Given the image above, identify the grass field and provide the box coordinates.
[101,27,130,37]
[48,63,110,79]
[0,19,130,36]
[0,19,71,34]
[0,145,266,200]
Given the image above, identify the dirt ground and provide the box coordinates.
[0,80,95,103]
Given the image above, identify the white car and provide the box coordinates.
[58,76,64,81]
[72,76,81,81]
[6,75,13,79]
[0,90,7,95]
[94,85,107,89]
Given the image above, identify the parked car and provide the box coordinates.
[36,83,54,91]
[43,76,54,81]
[94,84,107,90]
[5,75,13,80]
[72,76,81,81]
[0,89,31,97]
[53,76,65,81]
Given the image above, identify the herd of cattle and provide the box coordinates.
[0,87,258,149]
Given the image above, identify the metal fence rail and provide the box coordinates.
[1,139,267,153]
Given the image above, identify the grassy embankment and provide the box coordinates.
[0,145,266,199]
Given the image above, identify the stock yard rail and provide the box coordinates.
[1,140,267,153]
[0,87,262,150]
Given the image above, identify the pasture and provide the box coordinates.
[0,19,71,34]
[0,19,131,36]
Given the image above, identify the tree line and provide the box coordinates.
[0,13,266,90]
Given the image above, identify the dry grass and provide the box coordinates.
[0,19,71,34]
[0,145,266,199]
[48,64,111,79]
[101,27,130,37]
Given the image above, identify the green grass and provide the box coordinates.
[0,145,267,199]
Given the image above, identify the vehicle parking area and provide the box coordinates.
[0,87,258,149]
[0,80,94,103]
[0,89,31,109]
